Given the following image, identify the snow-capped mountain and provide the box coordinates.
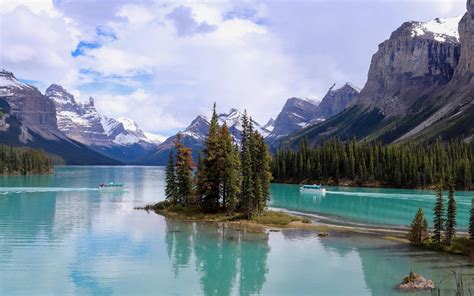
[410,16,462,43]
[0,70,120,164]
[46,84,159,147]
[142,108,269,165]
[45,84,160,163]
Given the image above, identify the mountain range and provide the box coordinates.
[1,0,472,164]
[280,4,474,148]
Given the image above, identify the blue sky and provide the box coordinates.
[0,0,467,137]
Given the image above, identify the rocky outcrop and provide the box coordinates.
[268,84,359,147]
[0,71,120,164]
[45,84,160,163]
[356,16,462,116]
[267,98,319,142]
[399,272,434,290]
[280,5,474,148]
[46,85,110,145]
[316,83,360,119]
[0,70,57,131]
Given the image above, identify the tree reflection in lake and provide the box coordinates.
[164,219,270,295]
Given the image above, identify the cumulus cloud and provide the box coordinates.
[0,0,468,137]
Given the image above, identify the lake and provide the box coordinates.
[1,166,473,295]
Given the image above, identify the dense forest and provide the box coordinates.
[0,146,53,175]
[272,138,474,189]
[166,105,272,218]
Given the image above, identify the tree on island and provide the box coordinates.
[174,135,194,206]
[408,208,428,245]
[199,104,224,212]
[220,123,241,212]
[165,151,178,204]
[433,183,445,246]
[445,182,457,245]
[166,104,271,218]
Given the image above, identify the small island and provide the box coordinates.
[140,104,313,231]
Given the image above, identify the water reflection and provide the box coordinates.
[271,184,472,229]
[165,220,269,295]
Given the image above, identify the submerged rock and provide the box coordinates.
[399,271,434,290]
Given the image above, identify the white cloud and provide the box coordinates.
[0,0,468,137]
[0,2,79,89]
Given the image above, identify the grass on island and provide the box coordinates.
[138,200,311,229]
[418,237,474,257]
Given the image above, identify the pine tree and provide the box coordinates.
[194,150,206,207]
[220,123,241,212]
[408,208,429,245]
[240,111,255,219]
[201,103,223,212]
[174,134,194,206]
[253,131,271,213]
[433,183,445,245]
[470,198,474,240]
[445,182,457,245]
[165,151,178,204]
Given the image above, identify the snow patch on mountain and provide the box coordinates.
[411,16,462,42]
[0,69,34,96]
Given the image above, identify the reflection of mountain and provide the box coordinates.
[0,191,57,255]
[164,220,270,295]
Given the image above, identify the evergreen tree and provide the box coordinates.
[433,183,445,245]
[408,208,429,245]
[220,123,241,212]
[165,151,178,204]
[195,151,206,207]
[201,103,223,212]
[240,111,255,219]
[174,135,194,206]
[445,182,457,245]
[470,198,474,240]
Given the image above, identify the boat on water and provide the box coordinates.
[300,184,326,194]
[98,182,127,191]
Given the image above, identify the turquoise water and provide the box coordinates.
[271,184,474,229]
[1,166,474,295]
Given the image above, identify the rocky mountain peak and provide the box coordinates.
[317,82,360,119]
[356,14,463,116]
[45,84,76,106]
[407,16,462,43]
[0,69,34,96]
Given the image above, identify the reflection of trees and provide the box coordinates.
[165,219,193,277]
[164,221,270,295]
[193,224,240,296]
[239,234,270,296]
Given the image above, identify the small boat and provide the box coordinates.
[98,182,127,191]
[300,184,326,194]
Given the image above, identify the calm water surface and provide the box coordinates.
[1,166,474,295]
[271,184,474,229]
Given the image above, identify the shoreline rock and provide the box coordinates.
[399,272,435,290]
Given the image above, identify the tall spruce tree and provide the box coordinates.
[470,198,474,240]
[165,151,178,203]
[220,123,241,212]
[433,183,445,245]
[201,103,223,212]
[445,182,457,245]
[195,151,206,207]
[240,111,255,219]
[174,134,194,206]
[253,131,271,213]
[408,208,429,245]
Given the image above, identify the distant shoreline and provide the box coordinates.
[271,180,474,191]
